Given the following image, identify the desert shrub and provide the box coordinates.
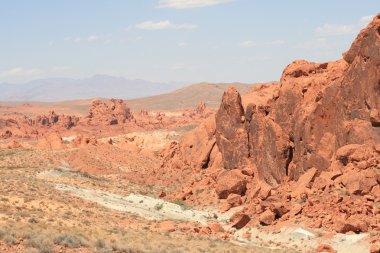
[25,248,39,253]
[14,227,34,240]
[95,238,106,249]
[54,233,88,248]
[172,199,191,210]
[3,233,17,245]
[26,236,53,253]
[154,203,164,210]
[111,242,129,252]
[28,217,39,223]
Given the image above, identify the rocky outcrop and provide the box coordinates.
[0,97,215,148]
[37,132,65,150]
[70,135,98,147]
[0,110,79,141]
[214,14,380,185]
[161,14,380,232]
[86,99,133,125]
[215,87,249,170]
[195,101,206,115]
[36,111,80,129]
[0,116,38,139]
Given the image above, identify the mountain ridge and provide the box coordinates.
[0,75,188,102]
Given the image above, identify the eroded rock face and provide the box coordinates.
[215,14,380,184]
[246,104,290,185]
[215,87,249,170]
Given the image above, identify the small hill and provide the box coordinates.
[126,82,258,111]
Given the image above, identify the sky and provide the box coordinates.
[0,0,379,84]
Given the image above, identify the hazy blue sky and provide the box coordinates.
[0,0,378,84]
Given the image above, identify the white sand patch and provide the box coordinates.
[53,183,230,225]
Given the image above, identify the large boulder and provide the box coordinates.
[230,211,250,229]
[259,209,276,226]
[160,116,221,171]
[215,169,247,199]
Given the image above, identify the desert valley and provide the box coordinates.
[1,2,380,253]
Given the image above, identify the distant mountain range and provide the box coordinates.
[0,75,188,102]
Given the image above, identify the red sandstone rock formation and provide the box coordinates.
[0,115,38,139]
[215,88,249,170]
[160,116,221,171]
[86,99,133,125]
[70,134,98,147]
[37,132,65,150]
[195,101,206,115]
[161,14,380,233]
[0,111,79,140]
[35,111,79,129]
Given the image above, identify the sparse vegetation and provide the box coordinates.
[27,236,54,253]
[54,233,88,248]
[3,233,17,245]
[172,199,191,210]
[95,238,106,249]
[154,202,164,210]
